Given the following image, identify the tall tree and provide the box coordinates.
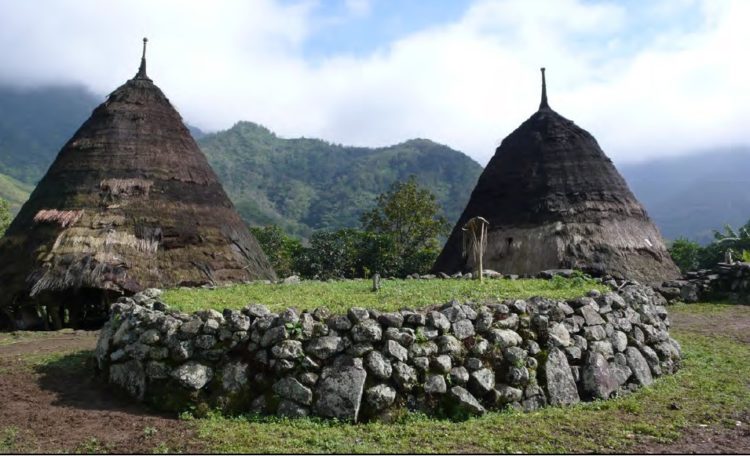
[360,176,449,260]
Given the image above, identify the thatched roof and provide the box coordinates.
[0,39,276,314]
[433,68,680,284]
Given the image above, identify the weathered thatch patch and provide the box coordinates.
[33,209,84,228]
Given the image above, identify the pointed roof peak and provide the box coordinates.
[135,37,151,81]
[539,67,549,110]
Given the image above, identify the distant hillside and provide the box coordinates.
[198,122,483,237]
[620,147,750,244]
[0,85,101,184]
[0,172,33,213]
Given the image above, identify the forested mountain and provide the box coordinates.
[1,84,749,243]
[198,122,482,237]
[620,147,750,244]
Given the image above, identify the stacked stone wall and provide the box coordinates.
[95,284,681,421]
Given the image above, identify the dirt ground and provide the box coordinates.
[0,306,748,454]
[0,330,203,453]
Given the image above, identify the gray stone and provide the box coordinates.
[260,326,288,348]
[378,312,404,328]
[282,275,301,285]
[503,346,527,366]
[244,303,271,318]
[625,347,654,386]
[393,362,418,391]
[475,309,494,332]
[381,340,407,362]
[424,374,448,394]
[226,311,251,332]
[469,368,495,395]
[510,299,527,313]
[328,315,353,331]
[172,362,214,390]
[124,343,150,361]
[299,372,319,387]
[170,340,193,361]
[565,346,582,361]
[365,384,397,411]
[412,356,430,372]
[450,366,470,385]
[432,354,452,373]
[222,361,249,393]
[591,340,614,358]
[489,329,522,348]
[180,318,203,336]
[578,305,606,326]
[428,311,451,333]
[611,331,628,353]
[351,319,383,343]
[385,328,416,347]
[495,314,519,330]
[437,335,463,356]
[611,363,632,387]
[507,366,530,385]
[139,329,160,345]
[526,340,541,356]
[305,336,345,359]
[195,334,216,350]
[548,323,571,347]
[347,307,370,323]
[405,313,427,326]
[348,343,374,357]
[314,365,367,422]
[471,338,490,355]
[202,319,220,334]
[466,357,484,371]
[277,400,309,418]
[278,308,299,325]
[493,384,523,404]
[581,352,617,399]
[452,319,475,339]
[365,351,393,379]
[273,376,313,405]
[409,341,438,358]
[461,305,478,320]
[544,348,579,406]
[449,386,485,416]
[271,340,305,360]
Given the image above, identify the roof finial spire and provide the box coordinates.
[539,67,549,110]
[135,37,150,80]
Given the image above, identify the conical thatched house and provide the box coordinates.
[0,39,276,329]
[433,69,679,284]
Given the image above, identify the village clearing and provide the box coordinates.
[0,280,748,454]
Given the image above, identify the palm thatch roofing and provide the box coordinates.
[0,39,276,325]
[433,68,680,285]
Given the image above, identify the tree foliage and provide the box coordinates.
[360,176,449,257]
[0,197,10,236]
[668,218,750,272]
[668,238,701,273]
[249,225,303,278]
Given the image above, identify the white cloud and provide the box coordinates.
[0,0,747,165]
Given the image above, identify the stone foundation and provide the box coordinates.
[95,284,681,421]
[659,262,750,304]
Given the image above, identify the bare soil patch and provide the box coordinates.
[633,304,750,454]
[0,330,203,454]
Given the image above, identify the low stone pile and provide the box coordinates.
[95,284,681,422]
[659,262,750,304]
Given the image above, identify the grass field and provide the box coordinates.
[162,276,608,314]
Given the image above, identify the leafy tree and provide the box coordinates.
[668,238,701,273]
[249,225,303,278]
[360,176,449,273]
[0,197,10,236]
[712,220,750,257]
[295,229,365,280]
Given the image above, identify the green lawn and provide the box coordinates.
[162,277,608,314]
[190,324,750,453]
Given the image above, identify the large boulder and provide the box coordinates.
[109,360,146,400]
[314,364,367,422]
[581,352,617,399]
[544,348,580,406]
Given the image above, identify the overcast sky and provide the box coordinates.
[0,0,747,165]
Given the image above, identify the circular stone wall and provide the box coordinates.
[95,284,681,421]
